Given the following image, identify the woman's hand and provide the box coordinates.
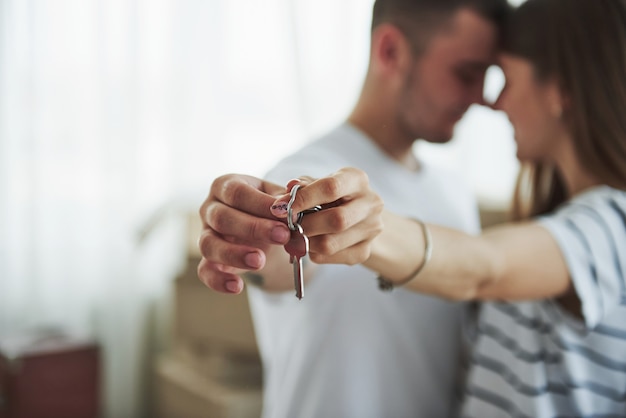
[270,167,385,266]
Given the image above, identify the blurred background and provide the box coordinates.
[0,0,522,417]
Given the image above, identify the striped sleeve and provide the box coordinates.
[538,187,626,329]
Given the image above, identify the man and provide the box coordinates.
[198,1,509,417]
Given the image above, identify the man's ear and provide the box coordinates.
[370,23,413,75]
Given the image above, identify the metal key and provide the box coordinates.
[284,183,320,299]
[285,223,308,299]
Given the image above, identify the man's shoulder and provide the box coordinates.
[304,124,363,151]
[266,124,366,179]
[279,130,353,164]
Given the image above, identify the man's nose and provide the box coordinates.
[490,94,504,111]
[469,81,487,106]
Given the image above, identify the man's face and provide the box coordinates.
[398,8,497,143]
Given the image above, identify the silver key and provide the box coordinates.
[284,223,308,299]
[285,183,319,300]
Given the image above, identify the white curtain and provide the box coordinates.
[0,0,517,416]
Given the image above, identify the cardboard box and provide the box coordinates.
[153,355,262,418]
[187,212,203,259]
[172,340,262,388]
[0,329,100,418]
[158,211,263,418]
[174,259,259,354]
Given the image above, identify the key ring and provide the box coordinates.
[287,184,300,230]
[287,184,323,230]
[297,205,322,224]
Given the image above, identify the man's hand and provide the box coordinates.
[197,174,291,294]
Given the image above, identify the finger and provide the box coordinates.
[197,257,245,294]
[271,168,370,216]
[299,188,384,238]
[309,239,373,266]
[198,228,268,270]
[202,174,287,225]
[299,201,367,237]
[205,201,291,245]
[269,177,315,220]
[307,212,382,256]
[285,176,315,192]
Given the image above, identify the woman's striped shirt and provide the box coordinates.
[462,186,626,418]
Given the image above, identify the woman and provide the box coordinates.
[272,0,626,415]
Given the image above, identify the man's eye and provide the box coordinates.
[456,70,480,85]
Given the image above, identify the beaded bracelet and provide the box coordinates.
[377,218,433,291]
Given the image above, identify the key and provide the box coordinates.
[284,223,308,300]
[284,183,319,300]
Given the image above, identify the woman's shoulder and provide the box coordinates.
[548,185,626,220]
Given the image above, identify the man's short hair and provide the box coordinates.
[372,0,510,53]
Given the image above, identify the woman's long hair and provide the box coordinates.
[505,0,626,220]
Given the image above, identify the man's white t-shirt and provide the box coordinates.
[248,123,480,418]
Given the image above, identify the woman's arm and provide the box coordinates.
[256,167,574,302]
[365,211,572,301]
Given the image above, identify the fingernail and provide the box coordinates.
[225,280,242,293]
[271,225,290,244]
[244,252,263,269]
[270,201,289,217]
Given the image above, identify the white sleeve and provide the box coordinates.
[538,189,626,329]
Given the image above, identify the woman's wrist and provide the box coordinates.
[376,218,432,290]
[364,212,431,289]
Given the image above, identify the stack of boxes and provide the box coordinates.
[153,213,263,418]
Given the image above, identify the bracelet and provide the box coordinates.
[377,218,433,291]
